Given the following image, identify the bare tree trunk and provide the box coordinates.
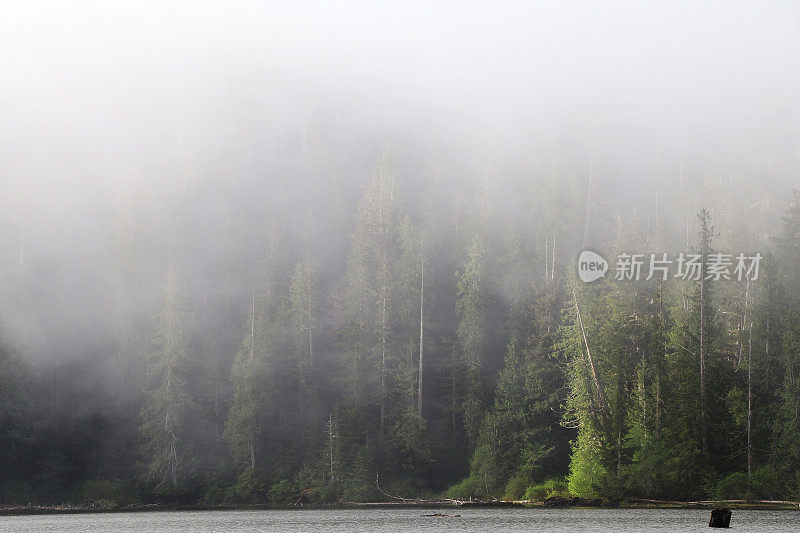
[699,222,708,456]
[765,293,771,388]
[327,413,336,483]
[249,289,256,470]
[655,372,661,439]
[378,166,388,432]
[617,425,623,486]
[544,236,548,280]
[170,434,178,487]
[654,186,659,233]
[740,277,751,367]
[640,350,647,442]
[417,244,424,418]
[685,212,690,249]
[572,286,608,416]
[656,278,664,439]
[355,270,364,406]
[308,265,313,366]
[700,262,707,455]
[582,161,592,249]
[250,290,255,360]
[380,291,386,431]
[451,347,457,451]
[353,346,359,406]
[736,316,743,366]
[353,268,366,405]
[249,435,257,471]
[747,316,753,476]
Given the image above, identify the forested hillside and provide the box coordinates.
[1,132,799,504]
[3,1,800,510]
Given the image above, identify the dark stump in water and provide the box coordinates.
[709,508,731,528]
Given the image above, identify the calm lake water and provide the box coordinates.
[2,508,798,532]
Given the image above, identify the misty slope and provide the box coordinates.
[1,1,800,506]
[1,137,799,503]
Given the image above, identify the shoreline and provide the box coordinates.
[1,499,797,516]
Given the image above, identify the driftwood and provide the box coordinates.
[459,501,524,508]
[373,473,462,506]
[373,473,526,507]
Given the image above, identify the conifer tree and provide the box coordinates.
[140,266,196,489]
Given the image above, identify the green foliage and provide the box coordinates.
[714,468,783,501]
[524,478,570,502]
[0,343,33,502]
[269,479,296,504]
[567,427,607,498]
[503,475,528,501]
[226,469,267,502]
[0,479,33,505]
[3,153,800,508]
[224,322,271,472]
[385,409,431,474]
[139,266,197,489]
[716,472,749,500]
[456,235,489,450]
[748,466,783,500]
[200,477,232,505]
[445,475,491,500]
[76,479,138,506]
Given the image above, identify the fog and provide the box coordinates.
[2,2,795,358]
[0,0,799,506]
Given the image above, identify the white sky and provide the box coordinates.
[1,1,799,360]
[3,1,798,120]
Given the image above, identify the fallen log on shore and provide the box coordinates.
[458,501,525,508]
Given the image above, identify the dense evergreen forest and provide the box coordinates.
[1,130,799,505]
[3,1,800,512]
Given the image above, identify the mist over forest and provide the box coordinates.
[1,2,800,505]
